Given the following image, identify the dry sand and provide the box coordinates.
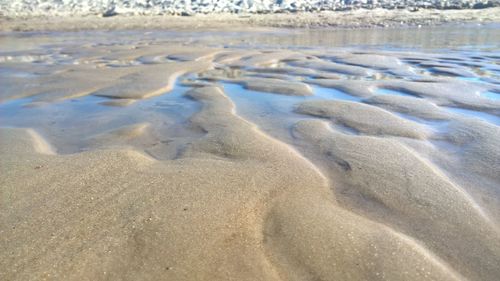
[1,8,500,32]
[1,29,500,281]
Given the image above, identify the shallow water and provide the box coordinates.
[0,83,199,156]
[445,106,500,125]
[313,86,362,101]
[482,90,500,100]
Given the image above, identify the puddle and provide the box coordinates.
[223,83,310,115]
[0,83,200,155]
[444,106,500,126]
[0,67,39,78]
[312,85,362,102]
[456,76,491,84]
[481,91,500,100]
[221,82,367,147]
[222,83,319,144]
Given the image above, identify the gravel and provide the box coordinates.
[0,0,498,17]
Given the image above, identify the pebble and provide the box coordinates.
[0,0,496,16]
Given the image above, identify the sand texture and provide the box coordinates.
[1,28,500,281]
[1,8,500,31]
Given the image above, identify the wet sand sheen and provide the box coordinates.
[1,29,500,281]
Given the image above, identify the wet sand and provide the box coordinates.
[1,28,500,280]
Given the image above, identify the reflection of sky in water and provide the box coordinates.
[481,91,500,101]
[222,83,364,143]
[2,23,500,55]
[0,84,198,153]
[445,107,500,126]
[457,77,482,83]
[313,86,361,102]
[225,23,500,51]
[222,82,360,115]
[0,85,195,128]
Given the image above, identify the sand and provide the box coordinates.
[1,8,500,32]
[1,28,500,281]
[239,78,314,96]
[295,99,432,138]
[364,94,452,120]
[0,90,469,281]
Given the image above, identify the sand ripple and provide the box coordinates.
[1,30,500,281]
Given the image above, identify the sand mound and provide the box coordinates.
[249,65,341,80]
[240,78,313,97]
[381,80,500,114]
[289,59,373,76]
[99,99,137,107]
[296,99,431,139]
[0,128,56,155]
[335,54,405,70]
[93,61,211,100]
[0,64,119,103]
[292,119,500,281]
[265,192,462,281]
[443,118,500,183]
[309,79,375,97]
[85,123,152,149]
[229,50,305,68]
[365,94,452,120]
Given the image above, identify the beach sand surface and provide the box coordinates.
[1,28,500,280]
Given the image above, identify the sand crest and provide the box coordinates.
[292,119,500,281]
[365,94,452,120]
[296,99,431,139]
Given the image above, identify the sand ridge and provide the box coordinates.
[291,119,500,280]
[295,99,432,138]
[364,94,452,120]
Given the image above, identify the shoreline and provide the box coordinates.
[1,7,499,32]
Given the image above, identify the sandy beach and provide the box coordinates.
[1,7,500,31]
[1,12,500,281]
